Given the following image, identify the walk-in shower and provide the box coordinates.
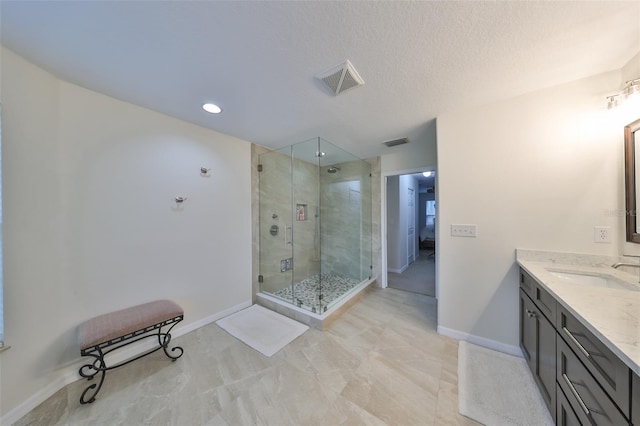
[257,137,372,319]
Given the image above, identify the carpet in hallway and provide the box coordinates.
[388,250,435,296]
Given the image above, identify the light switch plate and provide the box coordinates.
[451,224,477,237]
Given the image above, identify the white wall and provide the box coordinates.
[436,64,639,353]
[381,121,437,173]
[386,174,419,273]
[386,176,402,271]
[400,174,419,265]
[0,47,253,420]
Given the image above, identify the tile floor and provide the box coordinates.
[16,288,479,426]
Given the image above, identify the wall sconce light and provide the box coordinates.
[607,78,640,109]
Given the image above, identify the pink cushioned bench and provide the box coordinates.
[78,300,184,404]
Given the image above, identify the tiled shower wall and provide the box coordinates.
[320,160,372,280]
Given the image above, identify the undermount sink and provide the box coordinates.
[547,270,640,292]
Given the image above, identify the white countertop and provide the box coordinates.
[516,249,640,376]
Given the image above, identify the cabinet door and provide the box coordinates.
[537,302,557,422]
[520,289,536,368]
[520,289,556,422]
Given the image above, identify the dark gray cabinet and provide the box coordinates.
[519,287,556,422]
[519,268,635,425]
[558,305,630,419]
[557,337,628,426]
[556,384,581,426]
[633,373,639,425]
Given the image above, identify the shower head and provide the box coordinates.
[327,166,340,174]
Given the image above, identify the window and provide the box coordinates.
[426,200,436,230]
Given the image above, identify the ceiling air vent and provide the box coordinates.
[316,60,364,96]
[382,138,409,147]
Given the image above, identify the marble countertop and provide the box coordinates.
[516,249,640,376]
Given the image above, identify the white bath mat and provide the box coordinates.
[458,341,553,426]
[216,305,308,357]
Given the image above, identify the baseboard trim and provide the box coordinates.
[1,299,252,426]
[388,264,408,274]
[437,326,523,357]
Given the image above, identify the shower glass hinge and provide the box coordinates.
[318,294,323,300]
[258,275,263,283]
[257,164,263,172]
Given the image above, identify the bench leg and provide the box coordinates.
[158,321,184,361]
[78,349,107,404]
[78,317,184,404]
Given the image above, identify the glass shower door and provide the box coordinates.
[258,147,294,304]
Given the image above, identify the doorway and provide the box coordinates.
[383,170,436,297]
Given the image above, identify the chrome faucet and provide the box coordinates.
[612,262,640,269]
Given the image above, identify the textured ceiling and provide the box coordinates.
[1,1,639,158]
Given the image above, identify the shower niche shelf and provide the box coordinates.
[296,204,308,221]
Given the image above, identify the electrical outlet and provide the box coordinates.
[594,226,611,243]
[451,224,477,238]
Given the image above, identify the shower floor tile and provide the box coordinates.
[272,274,361,312]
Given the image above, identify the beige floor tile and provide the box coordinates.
[435,381,482,426]
[15,288,474,426]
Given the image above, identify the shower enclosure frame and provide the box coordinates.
[257,137,373,317]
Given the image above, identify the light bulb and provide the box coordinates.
[202,103,222,114]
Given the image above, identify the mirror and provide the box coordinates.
[624,118,640,243]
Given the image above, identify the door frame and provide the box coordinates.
[381,167,432,289]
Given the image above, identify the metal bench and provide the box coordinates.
[77,300,184,404]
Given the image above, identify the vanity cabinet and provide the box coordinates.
[633,373,639,425]
[556,384,581,426]
[519,268,635,425]
[557,337,628,426]
[558,305,630,418]
[519,276,557,422]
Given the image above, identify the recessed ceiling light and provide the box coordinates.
[423,171,432,177]
[202,103,222,114]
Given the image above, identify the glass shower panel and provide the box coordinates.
[258,147,294,304]
[318,138,372,310]
[258,136,372,315]
[291,138,322,312]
